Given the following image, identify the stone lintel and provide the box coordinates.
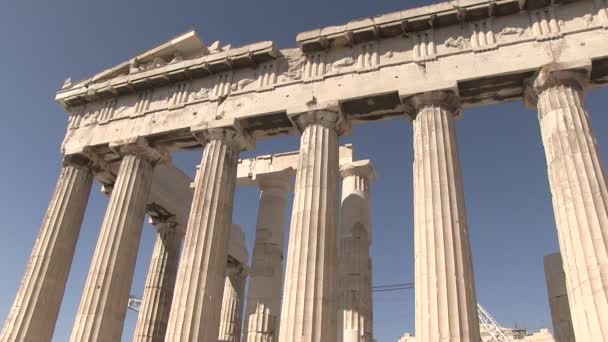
[148,164,193,229]
[236,152,298,188]
[236,144,355,188]
[191,118,255,151]
[94,160,193,229]
[253,172,294,192]
[339,160,377,182]
[524,59,592,108]
[109,137,170,165]
[401,83,461,120]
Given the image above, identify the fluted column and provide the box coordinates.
[218,262,247,342]
[0,156,94,342]
[244,173,291,342]
[278,110,344,342]
[133,218,183,342]
[164,122,252,342]
[70,139,164,342]
[527,63,608,341]
[404,91,481,342]
[544,253,575,342]
[339,161,376,342]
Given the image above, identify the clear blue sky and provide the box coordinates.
[1,1,607,341]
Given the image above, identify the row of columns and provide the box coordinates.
[1,61,607,342]
[0,132,375,342]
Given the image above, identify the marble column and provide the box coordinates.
[404,91,481,342]
[218,262,247,342]
[0,156,94,342]
[133,218,183,342]
[164,122,252,342]
[527,63,608,341]
[244,173,291,342]
[278,110,344,342]
[70,139,163,342]
[544,253,575,342]
[339,161,376,342]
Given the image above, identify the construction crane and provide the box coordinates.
[128,283,514,342]
[478,303,512,342]
[373,283,513,342]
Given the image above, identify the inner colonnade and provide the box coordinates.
[2,0,608,341]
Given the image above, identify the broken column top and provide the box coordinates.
[339,160,377,182]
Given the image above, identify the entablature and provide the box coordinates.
[297,0,598,52]
[57,0,608,156]
[57,38,279,107]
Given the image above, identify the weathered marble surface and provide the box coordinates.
[0,162,93,342]
[55,0,608,159]
[406,91,481,342]
[529,62,608,342]
[133,219,183,342]
[544,253,575,342]
[218,260,247,342]
[164,122,251,342]
[4,1,608,341]
[70,150,159,341]
[339,161,376,342]
[242,173,290,342]
[278,111,342,342]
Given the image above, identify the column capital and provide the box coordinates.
[63,153,94,170]
[287,99,351,135]
[147,203,183,234]
[524,59,591,107]
[191,118,255,152]
[100,184,113,195]
[63,148,114,186]
[226,258,248,277]
[402,90,461,120]
[148,216,180,234]
[109,137,170,165]
[339,160,376,182]
[291,110,350,135]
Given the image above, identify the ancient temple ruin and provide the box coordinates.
[2,0,608,341]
